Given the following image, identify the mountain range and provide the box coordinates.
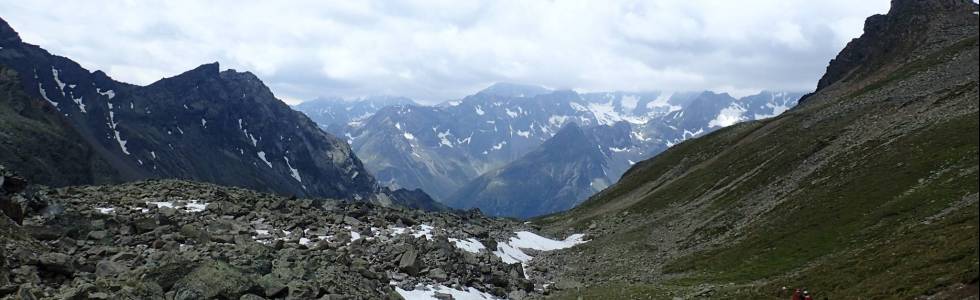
[0,17,437,209]
[297,86,804,217]
[0,0,975,298]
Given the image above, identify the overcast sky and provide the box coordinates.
[1,0,889,104]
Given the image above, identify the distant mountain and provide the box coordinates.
[322,83,801,206]
[446,90,805,218]
[446,123,611,218]
[0,17,438,209]
[474,82,553,98]
[339,86,693,200]
[294,95,416,136]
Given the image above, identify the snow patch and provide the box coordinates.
[569,102,589,112]
[449,238,486,254]
[70,94,86,113]
[38,83,58,108]
[437,130,453,148]
[283,156,302,182]
[257,151,273,168]
[395,284,498,300]
[50,68,66,96]
[492,231,587,278]
[146,200,207,213]
[708,104,747,128]
[97,88,116,99]
[548,115,570,128]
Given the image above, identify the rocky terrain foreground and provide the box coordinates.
[0,165,587,299]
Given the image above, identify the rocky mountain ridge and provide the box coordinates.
[0,17,442,209]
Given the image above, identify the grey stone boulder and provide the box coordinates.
[95,260,127,277]
[172,261,256,300]
[398,247,421,275]
[37,252,74,275]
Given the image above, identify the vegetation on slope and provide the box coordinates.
[533,1,979,298]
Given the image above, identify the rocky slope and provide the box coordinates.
[0,165,591,299]
[0,17,384,201]
[532,0,979,298]
[0,66,120,186]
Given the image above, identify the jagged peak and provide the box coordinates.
[813,0,978,92]
[150,62,221,86]
[544,122,588,147]
[0,17,22,44]
[477,82,552,98]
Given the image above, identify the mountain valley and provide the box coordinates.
[0,0,977,299]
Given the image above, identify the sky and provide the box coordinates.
[1,0,889,105]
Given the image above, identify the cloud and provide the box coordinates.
[0,0,889,104]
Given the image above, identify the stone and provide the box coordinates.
[257,274,287,297]
[87,230,108,240]
[37,252,74,275]
[398,247,421,275]
[428,268,448,282]
[240,294,267,300]
[285,281,316,300]
[172,261,255,300]
[95,260,127,277]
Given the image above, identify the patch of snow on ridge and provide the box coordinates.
[51,68,66,96]
[647,92,681,112]
[106,102,130,155]
[708,103,747,128]
[449,238,486,254]
[97,88,115,99]
[754,92,794,119]
[38,83,58,108]
[437,130,453,148]
[283,156,302,183]
[146,200,208,213]
[71,94,86,113]
[257,151,273,168]
[493,231,587,265]
[505,108,519,118]
[394,284,499,300]
[568,102,589,112]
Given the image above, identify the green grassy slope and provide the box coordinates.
[533,2,979,299]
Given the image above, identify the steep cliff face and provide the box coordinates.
[0,17,378,200]
[0,66,120,186]
[815,0,977,92]
[534,0,979,298]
